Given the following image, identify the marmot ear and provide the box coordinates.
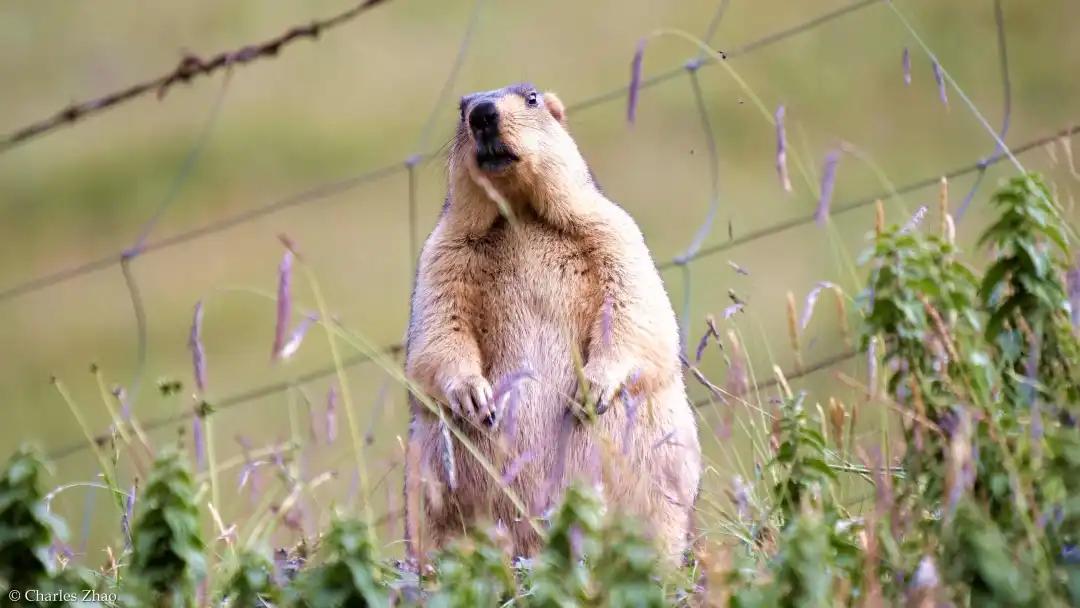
[543,91,566,124]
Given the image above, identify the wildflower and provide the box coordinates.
[931,58,948,107]
[721,302,744,319]
[439,419,457,490]
[494,368,534,440]
[501,450,535,485]
[271,250,294,360]
[695,317,719,363]
[325,387,338,444]
[1067,255,1080,330]
[901,205,928,233]
[121,483,136,549]
[775,105,792,193]
[627,39,647,123]
[278,313,317,360]
[815,150,841,226]
[867,337,878,400]
[188,300,207,393]
[800,281,836,330]
[729,474,751,520]
[902,47,912,85]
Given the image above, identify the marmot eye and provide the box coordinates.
[525,91,539,107]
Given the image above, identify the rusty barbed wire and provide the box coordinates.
[0,0,391,152]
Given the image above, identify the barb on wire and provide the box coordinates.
[0,0,391,152]
[956,0,1011,220]
[0,0,881,305]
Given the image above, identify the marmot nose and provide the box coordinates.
[468,101,499,138]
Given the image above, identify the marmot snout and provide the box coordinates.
[404,82,701,564]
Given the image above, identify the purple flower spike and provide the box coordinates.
[867,337,879,399]
[694,325,718,363]
[188,301,207,394]
[627,39,647,124]
[493,368,534,439]
[901,206,928,233]
[800,281,836,330]
[121,484,136,547]
[271,250,294,360]
[902,47,912,86]
[721,303,744,319]
[775,105,792,193]
[279,313,318,360]
[1066,254,1079,330]
[501,450,534,485]
[931,59,948,107]
[816,150,841,226]
[325,387,338,445]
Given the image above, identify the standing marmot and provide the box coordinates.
[404,83,701,562]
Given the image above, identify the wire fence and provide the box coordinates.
[2,0,1072,461]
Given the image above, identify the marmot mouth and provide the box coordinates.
[475,140,520,172]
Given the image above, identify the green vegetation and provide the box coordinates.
[1,174,1076,605]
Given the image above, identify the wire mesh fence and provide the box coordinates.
[1,0,1074,465]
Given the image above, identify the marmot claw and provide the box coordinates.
[578,366,623,416]
[443,374,495,423]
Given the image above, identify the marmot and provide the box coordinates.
[403,83,701,563]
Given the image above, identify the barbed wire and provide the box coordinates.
[0,0,391,152]
[26,0,1076,463]
[0,0,883,304]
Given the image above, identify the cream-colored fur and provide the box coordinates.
[403,84,701,563]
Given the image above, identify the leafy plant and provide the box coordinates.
[0,446,104,608]
[427,527,515,608]
[127,449,206,607]
[219,548,280,607]
[286,517,389,607]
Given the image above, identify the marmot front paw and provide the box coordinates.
[577,364,626,416]
[442,374,495,424]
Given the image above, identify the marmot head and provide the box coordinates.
[452,83,574,179]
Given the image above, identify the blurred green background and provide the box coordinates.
[2,0,1078,561]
